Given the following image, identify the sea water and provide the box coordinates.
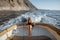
[0,10,60,32]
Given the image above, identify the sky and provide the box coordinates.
[29,0,60,10]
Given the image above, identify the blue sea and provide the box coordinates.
[0,10,60,32]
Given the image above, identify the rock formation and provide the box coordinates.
[0,0,37,10]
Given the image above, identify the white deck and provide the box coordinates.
[13,26,56,40]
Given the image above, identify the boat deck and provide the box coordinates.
[7,36,51,40]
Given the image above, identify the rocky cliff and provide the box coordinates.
[0,0,37,10]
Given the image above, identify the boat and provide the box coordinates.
[0,17,60,40]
